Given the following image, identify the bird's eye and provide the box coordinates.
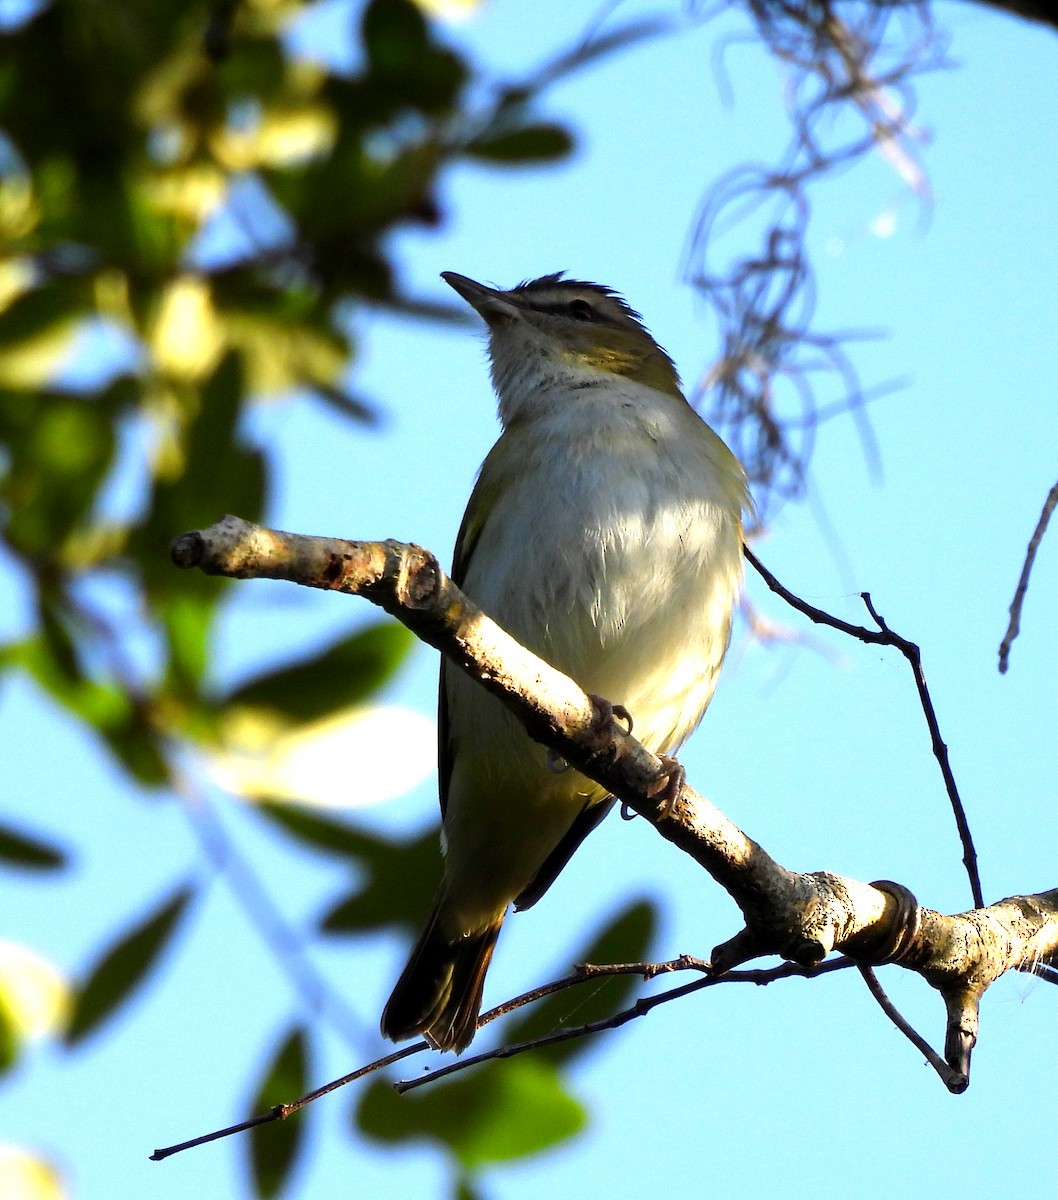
[568,299,595,322]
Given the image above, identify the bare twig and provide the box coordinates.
[744,544,984,908]
[857,965,966,1093]
[167,518,1058,1110]
[150,1042,423,1161]
[998,477,1058,674]
[151,955,856,1159]
[396,958,855,1094]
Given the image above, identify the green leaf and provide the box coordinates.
[133,352,266,590]
[255,801,399,860]
[357,1057,586,1170]
[225,621,413,723]
[98,712,172,787]
[0,281,88,351]
[0,388,118,557]
[358,0,466,115]
[317,825,441,935]
[13,626,171,787]
[0,821,67,871]
[65,885,194,1046]
[465,125,574,164]
[503,899,657,1065]
[249,1026,309,1200]
[362,0,430,74]
[0,999,17,1077]
[160,588,216,697]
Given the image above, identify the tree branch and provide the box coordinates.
[998,476,1058,674]
[744,544,984,908]
[171,516,1058,1091]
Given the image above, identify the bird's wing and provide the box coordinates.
[437,451,504,819]
[512,796,617,911]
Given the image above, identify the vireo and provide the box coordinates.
[381,272,750,1052]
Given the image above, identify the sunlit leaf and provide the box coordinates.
[0,822,66,871]
[0,941,72,1058]
[149,275,225,381]
[357,1057,586,1170]
[65,885,194,1046]
[0,1146,66,1200]
[221,309,350,394]
[412,0,483,19]
[212,104,337,170]
[248,1026,309,1200]
[209,705,433,806]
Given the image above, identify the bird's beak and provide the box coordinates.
[442,272,521,328]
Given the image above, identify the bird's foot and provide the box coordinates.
[649,755,686,819]
[587,694,633,735]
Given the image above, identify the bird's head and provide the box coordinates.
[442,272,683,419]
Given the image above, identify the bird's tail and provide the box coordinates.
[381,899,504,1054]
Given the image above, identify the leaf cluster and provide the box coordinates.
[0,0,597,1194]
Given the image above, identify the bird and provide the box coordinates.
[380,271,750,1053]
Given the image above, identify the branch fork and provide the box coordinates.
[172,516,1058,1092]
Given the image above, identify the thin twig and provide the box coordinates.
[150,1042,423,1161]
[150,956,856,1158]
[857,965,966,1093]
[998,478,1058,674]
[395,958,855,1095]
[745,545,984,909]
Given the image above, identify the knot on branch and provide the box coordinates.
[844,880,922,967]
[386,540,442,610]
[170,530,205,569]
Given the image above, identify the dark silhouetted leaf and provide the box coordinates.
[0,1001,17,1076]
[0,281,88,350]
[99,713,172,787]
[0,821,67,871]
[317,824,440,935]
[12,627,171,787]
[249,1026,309,1199]
[455,1179,485,1200]
[311,384,381,427]
[503,899,657,1064]
[362,0,430,74]
[466,125,574,164]
[358,1057,585,1170]
[255,801,397,860]
[225,621,413,723]
[65,885,194,1045]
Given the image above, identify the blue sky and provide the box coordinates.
[3,1,1058,1197]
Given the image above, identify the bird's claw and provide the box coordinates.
[587,694,633,735]
[649,754,686,819]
